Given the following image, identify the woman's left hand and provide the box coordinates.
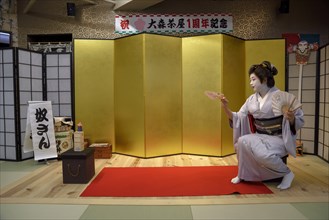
[284,110,295,125]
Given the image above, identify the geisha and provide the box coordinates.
[219,61,304,190]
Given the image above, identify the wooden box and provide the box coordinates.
[61,148,95,184]
[89,143,112,159]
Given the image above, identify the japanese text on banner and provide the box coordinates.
[28,101,57,160]
[115,14,233,34]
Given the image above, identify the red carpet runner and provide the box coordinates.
[80,166,273,197]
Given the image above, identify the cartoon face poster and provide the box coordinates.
[282,33,319,65]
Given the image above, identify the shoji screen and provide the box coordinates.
[318,45,329,162]
[0,48,42,160]
[45,53,72,118]
[288,51,317,154]
[0,48,17,160]
[18,49,43,160]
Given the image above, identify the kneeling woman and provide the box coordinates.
[219,61,304,190]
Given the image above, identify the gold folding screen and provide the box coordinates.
[221,35,246,155]
[113,34,183,157]
[114,35,145,157]
[182,35,223,155]
[74,40,114,145]
[74,34,285,158]
[245,40,286,98]
[144,34,182,157]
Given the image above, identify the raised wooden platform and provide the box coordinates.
[1,154,328,205]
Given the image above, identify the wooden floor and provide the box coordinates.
[1,153,328,205]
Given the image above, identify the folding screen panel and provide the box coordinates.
[144,34,182,157]
[74,40,114,147]
[182,34,245,156]
[45,53,73,118]
[288,51,317,154]
[318,45,329,161]
[114,35,145,157]
[182,34,223,156]
[0,48,72,161]
[0,48,43,160]
[0,48,17,160]
[221,35,245,155]
[17,48,43,160]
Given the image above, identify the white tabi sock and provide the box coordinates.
[231,176,241,184]
[277,171,295,190]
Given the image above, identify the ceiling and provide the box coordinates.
[23,0,165,13]
[105,0,164,11]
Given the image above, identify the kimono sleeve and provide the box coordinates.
[282,108,304,158]
[231,99,253,148]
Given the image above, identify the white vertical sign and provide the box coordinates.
[23,101,57,160]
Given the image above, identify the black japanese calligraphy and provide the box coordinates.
[35,108,50,150]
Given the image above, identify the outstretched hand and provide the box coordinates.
[219,94,229,107]
[283,109,295,125]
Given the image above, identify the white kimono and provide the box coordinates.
[231,87,304,181]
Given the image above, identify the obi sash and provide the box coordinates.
[254,115,283,135]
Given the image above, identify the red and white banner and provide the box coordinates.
[115,14,233,34]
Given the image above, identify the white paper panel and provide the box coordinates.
[19,50,31,64]
[32,66,42,78]
[32,92,43,100]
[19,78,31,91]
[5,106,15,118]
[0,117,4,131]
[3,64,13,76]
[4,78,13,90]
[47,80,58,91]
[60,104,71,116]
[47,54,58,66]
[19,64,31,77]
[5,119,15,132]
[59,67,70,78]
[4,91,14,104]
[60,92,71,103]
[59,79,70,91]
[59,54,70,66]
[47,67,58,79]
[0,146,5,159]
[6,146,17,160]
[20,92,31,104]
[31,52,42,65]
[48,92,59,103]
[32,79,43,91]
[6,133,15,145]
[3,49,13,63]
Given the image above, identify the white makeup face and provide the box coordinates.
[249,73,262,92]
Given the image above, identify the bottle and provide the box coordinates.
[74,122,84,151]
